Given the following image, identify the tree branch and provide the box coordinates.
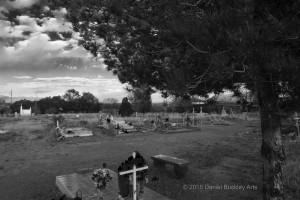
[234,63,246,73]
[188,65,212,90]
[186,40,210,54]
[180,0,203,7]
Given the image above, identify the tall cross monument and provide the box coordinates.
[119,152,148,200]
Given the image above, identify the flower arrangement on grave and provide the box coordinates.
[91,163,113,190]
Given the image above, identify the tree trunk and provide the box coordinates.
[258,86,286,200]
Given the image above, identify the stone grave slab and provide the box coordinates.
[63,127,93,138]
[98,124,109,129]
[113,120,134,133]
[56,169,170,200]
[112,120,126,126]
[152,154,190,165]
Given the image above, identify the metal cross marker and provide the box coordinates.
[119,152,148,200]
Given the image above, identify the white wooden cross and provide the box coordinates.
[119,152,148,200]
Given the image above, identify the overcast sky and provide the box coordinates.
[0,0,163,102]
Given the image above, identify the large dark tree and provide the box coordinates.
[80,92,100,113]
[118,97,134,117]
[62,89,81,112]
[37,96,65,114]
[48,0,300,199]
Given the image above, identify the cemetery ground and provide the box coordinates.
[0,114,299,200]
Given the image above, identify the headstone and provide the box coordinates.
[171,123,176,126]
[143,119,153,129]
[98,112,104,124]
[75,115,80,118]
[221,107,227,116]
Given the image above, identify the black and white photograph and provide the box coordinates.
[0,0,299,200]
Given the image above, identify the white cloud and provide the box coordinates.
[14,76,32,79]
[52,7,67,18]
[0,5,130,101]
[0,33,74,69]
[43,6,50,12]
[41,17,72,32]
[59,46,91,57]
[0,20,24,37]
[0,6,8,18]
[1,11,73,38]
[16,15,42,32]
[0,8,89,71]
[0,75,126,100]
[4,0,39,9]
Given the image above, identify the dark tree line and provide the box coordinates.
[9,89,145,115]
[10,89,102,114]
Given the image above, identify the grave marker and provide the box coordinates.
[119,152,149,200]
[221,106,227,116]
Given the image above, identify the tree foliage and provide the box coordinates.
[48,1,300,199]
[80,92,100,113]
[48,0,300,106]
[128,86,152,113]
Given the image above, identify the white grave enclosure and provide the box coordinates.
[20,104,31,116]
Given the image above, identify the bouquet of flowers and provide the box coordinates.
[91,167,112,190]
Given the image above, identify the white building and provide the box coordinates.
[20,104,31,116]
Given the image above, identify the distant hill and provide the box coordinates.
[0,95,40,103]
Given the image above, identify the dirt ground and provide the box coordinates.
[0,116,298,200]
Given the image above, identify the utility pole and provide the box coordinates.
[11,89,12,104]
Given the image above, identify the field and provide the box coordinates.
[0,114,299,200]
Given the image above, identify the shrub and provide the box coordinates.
[119,97,134,117]
[45,107,58,114]
[52,115,65,127]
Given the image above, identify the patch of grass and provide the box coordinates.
[284,160,300,195]
[0,131,20,142]
[2,120,45,132]
[78,120,88,126]
[1,118,50,141]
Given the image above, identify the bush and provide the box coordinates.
[119,97,134,117]
[52,115,65,127]
[45,107,58,114]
